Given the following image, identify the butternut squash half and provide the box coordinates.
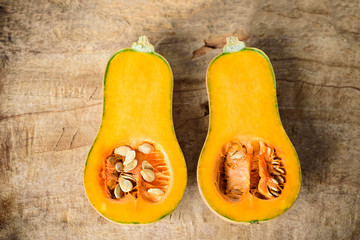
[197,37,301,223]
[84,36,187,224]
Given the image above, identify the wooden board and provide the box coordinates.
[0,0,359,239]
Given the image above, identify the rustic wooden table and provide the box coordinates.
[1,0,359,239]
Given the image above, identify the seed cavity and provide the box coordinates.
[102,142,169,202]
[138,143,153,154]
[114,146,132,157]
[216,139,286,201]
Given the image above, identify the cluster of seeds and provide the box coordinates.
[103,142,167,201]
[217,140,286,201]
[261,142,285,197]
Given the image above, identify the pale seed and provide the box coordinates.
[267,147,272,156]
[114,146,132,157]
[269,189,279,197]
[119,179,133,192]
[271,177,279,185]
[142,160,153,170]
[123,150,136,165]
[115,162,123,172]
[271,161,280,165]
[138,143,152,154]
[124,159,138,172]
[268,185,279,192]
[141,169,156,182]
[230,188,242,194]
[148,188,164,195]
[274,166,285,174]
[272,171,280,176]
[230,151,245,159]
[228,143,240,156]
[120,174,136,182]
[276,175,285,184]
[114,184,123,199]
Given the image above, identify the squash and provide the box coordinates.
[197,36,301,223]
[84,36,187,224]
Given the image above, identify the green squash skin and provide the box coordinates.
[83,48,187,224]
[197,47,302,223]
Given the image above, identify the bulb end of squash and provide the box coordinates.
[223,36,246,53]
[131,35,154,53]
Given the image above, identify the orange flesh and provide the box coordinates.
[198,49,301,222]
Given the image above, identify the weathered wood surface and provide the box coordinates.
[0,0,359,239]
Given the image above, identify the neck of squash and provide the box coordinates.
[223,36,246,53]
[131,35,154,53]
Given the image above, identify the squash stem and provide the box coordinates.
[223,36,246,53]
[131,35,154,53]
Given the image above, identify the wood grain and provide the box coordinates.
[0,0,359,239]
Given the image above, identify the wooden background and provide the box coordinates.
[1,0,359,239]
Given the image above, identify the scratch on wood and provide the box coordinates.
[54,128,65,151]
[296,81,304,99]
[88,87,98,101]
[338,89,347,104]
[0,103,102,122]
[276,57,360,70]
[278,79,360,92]
[69,129,79,148]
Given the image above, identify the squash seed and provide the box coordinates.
[114,184,123,199]
[138,143,152,154]
[141,169,155,182]
[124,159,138,172]
[114,146,132,157]
[124,150,136,165]
[107,156,117,165]
[269,188,279,197]
[148,188,164,195]
[268,185,279,192]
[142,160,153,170]
[271,171,281,176]
[276,175,285,184]
[230,188,242,194]
[120,173,136,182]
[115,162,123,172]
[274,166,285,174]
[271,177,279,185]
[228,143,240,156]
[119,179,133,192]
[267,147,272,156]
[230,151,245,159]
[271,161,280,165]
